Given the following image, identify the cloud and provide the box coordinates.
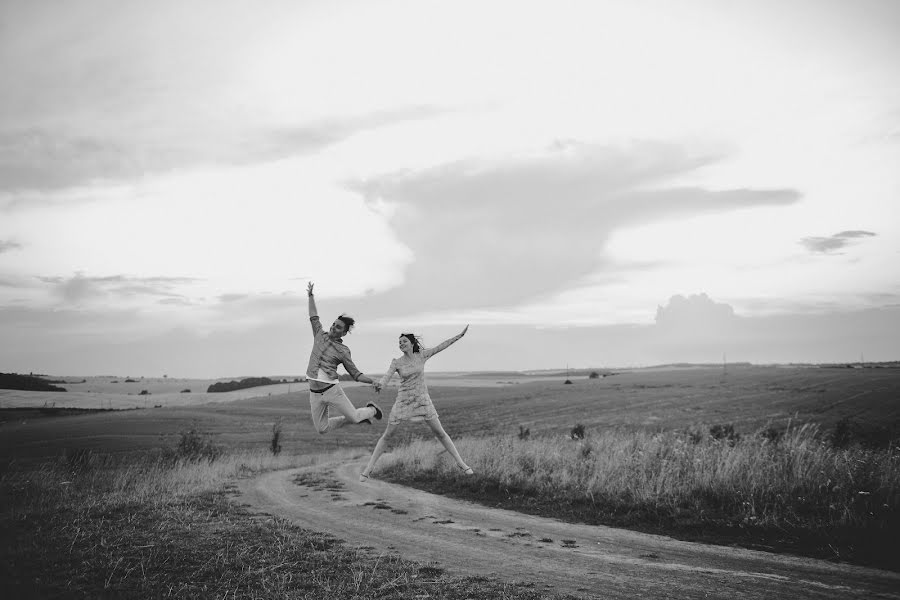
[206,292,301,321]
[800,230,876,253]
[0,129,138,192]
[158,297,194,307]
[348,141,800,315]
[219,294,249,304]
[655,293,738,331]
[0,240,22,254]
[37,273,198,305]
[0,107,444,193]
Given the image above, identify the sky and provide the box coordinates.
[1,0,899,378]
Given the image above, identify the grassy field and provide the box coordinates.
[2,365,899,596]
[3,365,898,462]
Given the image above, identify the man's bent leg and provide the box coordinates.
[324,385,376,427]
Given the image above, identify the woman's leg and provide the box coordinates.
[361,421,399,477]
[425,417,470,471]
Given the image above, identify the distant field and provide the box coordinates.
[1,366,898,463]
[0,375,312,410]
[423,365,900,444]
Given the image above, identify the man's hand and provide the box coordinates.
[307,281,315,297]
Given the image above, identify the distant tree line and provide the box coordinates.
[207,377,278,393]
[0,373,66,392]
[206,376,307,393]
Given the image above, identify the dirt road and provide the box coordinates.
[237,460,900,599]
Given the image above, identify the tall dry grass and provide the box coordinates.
[2,444,356,519]
[378,423,899,533]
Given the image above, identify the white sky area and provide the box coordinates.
[1,0,899,376]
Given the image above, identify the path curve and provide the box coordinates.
[237,459,900,599]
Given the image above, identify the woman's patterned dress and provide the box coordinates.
[378,349,442,424]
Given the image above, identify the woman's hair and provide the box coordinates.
[400,333,421,353]
[337,314,355,333]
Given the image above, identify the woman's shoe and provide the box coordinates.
[460,466,474,475]
[359,473,369,482]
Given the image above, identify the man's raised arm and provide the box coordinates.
[307,282,322,334]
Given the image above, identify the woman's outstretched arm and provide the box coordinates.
[374,359,398,392]
[423,325,468,360]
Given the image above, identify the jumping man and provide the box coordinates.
[305,281,381,433]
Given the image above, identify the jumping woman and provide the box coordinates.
[360,326,473,482]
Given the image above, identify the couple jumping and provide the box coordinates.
[304,282,473,481]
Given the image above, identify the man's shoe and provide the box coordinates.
[366,402,383,420]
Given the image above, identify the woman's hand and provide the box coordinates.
[459,325,469,337]
[307,281,315,297]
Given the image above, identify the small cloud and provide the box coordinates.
[252,105,445,162]
[0,277,24,288]
[38,274,103,304]
[158,297,193,307]
[38,273,198,305]
[0,240,22,254]
[835,230,878,238]
[219,293,249,303]
[800,230,876,253]
[655,293,737,330]
[113,284,185,299]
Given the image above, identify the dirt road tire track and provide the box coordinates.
[237,460,900,599]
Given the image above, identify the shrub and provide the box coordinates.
[570,423,585,440]
[271,420,283,456]
[687,427,705,444]
[709,423,740,445]
[518,425,530,440]
[173,429,221,463]
[760,426,782,444]
[831,417,896,449]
